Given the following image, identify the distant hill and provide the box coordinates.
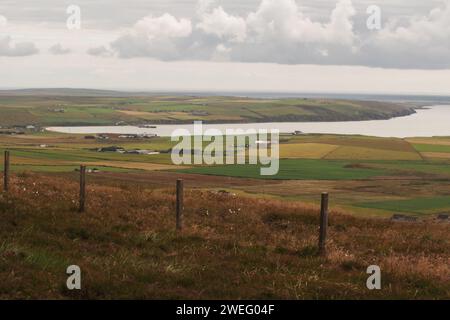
[0,94,418,127]
[1,89,450,104]
[0,88,157,97]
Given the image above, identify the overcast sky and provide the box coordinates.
[1,0,450,94]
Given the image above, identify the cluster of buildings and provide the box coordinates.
[85,133,157,141]
[96,146,160,155]
[0,125,42,135]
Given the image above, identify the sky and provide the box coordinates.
[0,0,450,94]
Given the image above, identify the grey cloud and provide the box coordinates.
[3,0,449,69]
[49,43,71,55]
[101,0,450,69]
[106,0,360,64]
[87,46,114,57]
[0,36,38,56]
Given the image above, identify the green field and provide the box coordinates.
[413,143,450,153]
[357,196,450,215]
[180,157,450,181]
[181,159,387,180]
[370,160,450,176]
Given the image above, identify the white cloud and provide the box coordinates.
[109,13,192,59]
[211,43,232,61]
[197,6,247,42]
[318,49,329,57]
[0,36,38,57]
[326,0,357,46]
[361,0,450,68]
[246,0,356,45]
[133,13,192,40]
[233,0,357,64]
[216,44,231,53]
[0,15,7,28]
[376,1,450,46]
[49,43,71,55]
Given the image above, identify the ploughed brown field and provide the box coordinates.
[0,171,448,299]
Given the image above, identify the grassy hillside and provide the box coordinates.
[0,95,414,127]
[0,173,448,299]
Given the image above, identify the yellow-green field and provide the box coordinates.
[280,143,338,158]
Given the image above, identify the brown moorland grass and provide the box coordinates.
[0,172,448,299]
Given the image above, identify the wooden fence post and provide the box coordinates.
[176,179,184,231]
[319,192,329,255]
[79,165,86,212]
[3,151,10,192]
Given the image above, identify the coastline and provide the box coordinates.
[42,105,418,127]
[45,105,450,138]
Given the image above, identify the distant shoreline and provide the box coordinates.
[40,108,417,127]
